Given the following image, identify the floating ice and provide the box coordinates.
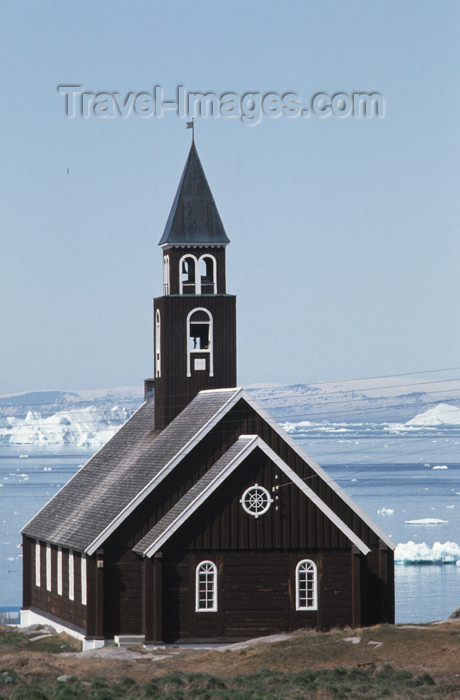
[378,507,394,515]
[395,541,460,564]
[0,403,132,447]
[433,465,448,470]
[407,403,460,426]
[405,518,447,525]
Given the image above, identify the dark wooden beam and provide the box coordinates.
[153,553,163,644]
[351,547,361,628]
[22,536,31,609]
[95,549,104,639]
[143,556,155,642]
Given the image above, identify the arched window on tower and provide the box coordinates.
[199,255,216,294]
[180,255,197,294]
[163,255,170,295]
[155,309,161,378]
[295,559,318,611]
[187,308,214,377]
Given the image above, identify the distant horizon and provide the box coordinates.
[3,364,460,399]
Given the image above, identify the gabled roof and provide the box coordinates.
[22,386,395,556]
[133,435,371,557]
[22,388,242,554]
[158,142,230,248]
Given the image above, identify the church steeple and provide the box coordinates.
[159,142,230,248]
[151,144,237,429]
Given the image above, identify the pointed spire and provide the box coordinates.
[159,142,230,247]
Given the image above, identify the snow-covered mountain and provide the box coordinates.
[246,376,460,423]
[1,376,460,446]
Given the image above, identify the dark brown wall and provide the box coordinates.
[160,549,354,643]
[25,537,88,633]
[102,547,142,637]
[164,447,350,551]
[153,294,237,427]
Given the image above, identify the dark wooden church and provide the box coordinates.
[21,143,395,649]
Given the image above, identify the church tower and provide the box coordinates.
[151,142,237,428]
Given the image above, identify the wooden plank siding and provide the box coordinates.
[25,536,88,633]
[153,295,237,428]
[159,549,356,643]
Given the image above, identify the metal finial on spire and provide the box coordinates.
[186,117,194,141]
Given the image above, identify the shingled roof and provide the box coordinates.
[22,388,241,554]
[22,387,395,557]
[133,435,258,556]
[158,142,230,247]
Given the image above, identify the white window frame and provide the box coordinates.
[295,559,318,611]
[68,550,74,601]
[155,309,161,378]
[198,254,217,294]
[163,254,170,295]
[35,540,41,588]
[179,254,198,294]
[46,543,52,592]
[57,547,63,596]
[195,560,218,612]
[240,483,273,518]
[186,307,214,377]
[81,555,87,606]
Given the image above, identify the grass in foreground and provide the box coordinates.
[0,664,444,699]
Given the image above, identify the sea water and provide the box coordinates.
[1,434,459,624]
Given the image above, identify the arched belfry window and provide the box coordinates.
[180,255,197,294]
[295,559,318,611]
[199,255,216,294]
[155,309,161,378]
[187,308,214,377]
[163,255,170,295]
[196,560,217,612]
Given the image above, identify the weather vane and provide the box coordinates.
[186,117,194,142]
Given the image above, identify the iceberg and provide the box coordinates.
[406,403,460,426]
[395,541,460,564]
[0,404,135,447]
[405,518,448,525]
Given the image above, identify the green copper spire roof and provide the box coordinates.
[159,142,230,247]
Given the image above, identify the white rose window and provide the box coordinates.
[240,484,273,518]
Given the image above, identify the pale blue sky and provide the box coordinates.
[1,0,458,393]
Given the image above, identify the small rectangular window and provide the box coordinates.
[35,540,41,588]
[69,550,74,601]
[81,556,87,606]
[57,547,63,596]
[46,543,52,592]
